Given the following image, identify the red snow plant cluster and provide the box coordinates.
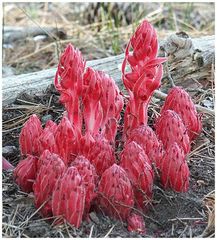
[14,20,202,233]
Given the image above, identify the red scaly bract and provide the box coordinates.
[160,86,202,140]
[120,141,153,209]
[71,155,98,216]
[55,116,78,165]
[52,167,86,228]
[101,118,118,144]
[127,213,146,233]
[127,125,164,167]
[14,155,38,192]
[33,151,66,217]
[44,120,58,133]
[122,20,166,137]
[98,164,134,221]
[155,110,191,154]
[159,143,190,192]
[38,122,58,155]
[82,67,104,136]
[87,134,115,176]
[97,71,123,130]
[19,114,43,156]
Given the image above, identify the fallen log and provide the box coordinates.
[3,26,66,44]
[3,34,214,115]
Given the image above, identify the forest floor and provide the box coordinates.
[2,2,215,238]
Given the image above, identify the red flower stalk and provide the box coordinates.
[33,152,66,217]
[120,141,153,209]
[127,213,146,233]
[83,67,123,142]
[54,44,85,137]
[55,116,78,165]
[160,86,202,140]
[19,114,43,156]
[52,166,86,228]
[71,155,98,216]
[122,20,166,137]
[98,164,134,221]
[159,143,190,192]
[155,110,191,154]
[97,71,123,128]
[127,124,164,166]
[14,155,38,192]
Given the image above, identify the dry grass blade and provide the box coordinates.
[89,224,94,238]
[18,199,49,228]
[188,140,210,157]
[200,191,215,237]
[103,225,115,238]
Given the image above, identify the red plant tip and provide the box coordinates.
[52,166,86,228]
[160,86,202,141]
[55,44,85,130]
[127,124,165,166]
[120,141,154,209]
[160,143,190,192]
[98,164,134,221]
[13,155,38,193]
[33,152,66,217]
[38,125,58,155]
[71,155,98,217]
[55,43,85,93]
[2,157,14,170]
[122,19,166,92]
[122,20,166,137]
[127,213,146,233]
[86,134,115,176]
[19,114,43,156]
[155,110,191,154]
[55,116,78,165]
[45,120,58,133]
[37,149,64,173]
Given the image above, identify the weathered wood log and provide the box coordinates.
[3,26,66,44]
[159,33,214,89]
[3,34,214,115]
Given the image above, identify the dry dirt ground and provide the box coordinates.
[2,2,215,238]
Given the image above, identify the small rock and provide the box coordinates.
[148,222,159,232]
[2,145,17,157]
[41,114,53,124]
[2,65,15,77]
[89,212,100,224]
[202,98,214,109]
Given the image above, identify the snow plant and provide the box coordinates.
[13,20,202,232]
